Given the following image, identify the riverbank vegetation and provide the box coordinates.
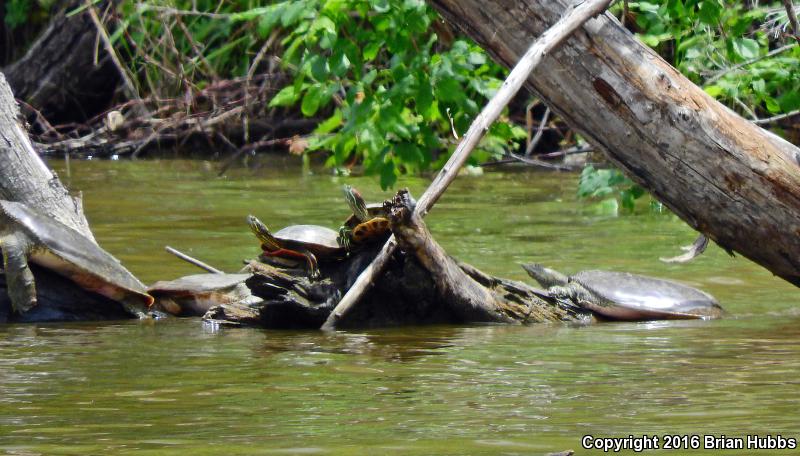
[2,0,798,198]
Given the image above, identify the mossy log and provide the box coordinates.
[204,190,585,329]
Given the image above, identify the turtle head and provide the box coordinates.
[521,263,570,288]
[342,185,369,222]
[247,215,280,250]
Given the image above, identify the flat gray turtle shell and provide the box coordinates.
[573,270,722,319]
[1,200,152,307]
[274,225,343,254]
[149,273,251,294]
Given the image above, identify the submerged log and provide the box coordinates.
[429,0,800,286]
[204,191,583,329]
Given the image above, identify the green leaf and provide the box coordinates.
[765,96,781,114]
[311,15,336,36]
[315,109,343,134]
[257,6,284,37]
[281,1,307,26]
[331,50,351,77]
[371,0,390,13]
[732,38,759,60]
[779,92,800,112]
[698,0,722,25]
[308,55,329,81]
[435,77,462,102]
[301,84,325,116]
[379,158,397,189]
[363,41,383,61]
[269,86,299,107]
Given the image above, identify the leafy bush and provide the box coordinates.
[116,0,524,188]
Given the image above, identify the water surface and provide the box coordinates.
[1,158,797,455]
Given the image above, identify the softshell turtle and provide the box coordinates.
[247,215,345,279]
[337,185,391,251]
[523,263,723,320]
[148,273,258,316]
[0,200,153,317]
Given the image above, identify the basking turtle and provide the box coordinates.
[148,273,258,317]
[247,215,345,279]
[0,200,153,317]
[523,263,723,320]
[337,185,391,251]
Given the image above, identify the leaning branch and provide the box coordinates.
[321,0,614,330]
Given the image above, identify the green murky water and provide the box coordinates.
[1,158,798,455]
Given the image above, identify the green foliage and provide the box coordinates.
[4,0,56,29]
[264,0,523,188]
[626,1,799,120]
[578,165,645,212]
[5,0,32,28]
[117,0,524,188]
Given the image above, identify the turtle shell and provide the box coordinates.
[148,273,253,316]
[344,203,388,228]
[1,200,153,308]
[572,270,722,319]
[148,273,251,294]
[273,225,343,257]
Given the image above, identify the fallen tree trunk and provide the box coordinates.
[0,72,94,239]
[429,0,800,286]
[3,1,120,123]
[0,72,148,322]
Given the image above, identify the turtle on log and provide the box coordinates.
[0,200,153,318]
[523,263,723,321]
[247,215,346,279]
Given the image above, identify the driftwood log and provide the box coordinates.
[0,72,141,322]
[204,190,583,328]
[429,0,800,286]
[0,72,93,239]
[322,0,613,330]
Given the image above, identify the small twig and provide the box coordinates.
[321,0,615,331]
[705,43,796,84]
[85,1,145,113]
[446,108,460,140]
[524,106,551,156]
[538,145,594,158]
[621,0,628,27]
[244,29,279,143]
[731,96,758,121]
[782,0,800,39]
[753,108,800,125]
[508,150,572,170]
[165,246,223,274]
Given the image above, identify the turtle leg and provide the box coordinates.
[337,226,353,252]
[303,251,320,279]
[121,297,150,319]
[0,234,37,314]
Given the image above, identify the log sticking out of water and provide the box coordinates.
[203,190,584,328]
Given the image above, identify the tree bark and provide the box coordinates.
[428,0,800,286]
[0,72,94,239]
[3,1,119,122]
